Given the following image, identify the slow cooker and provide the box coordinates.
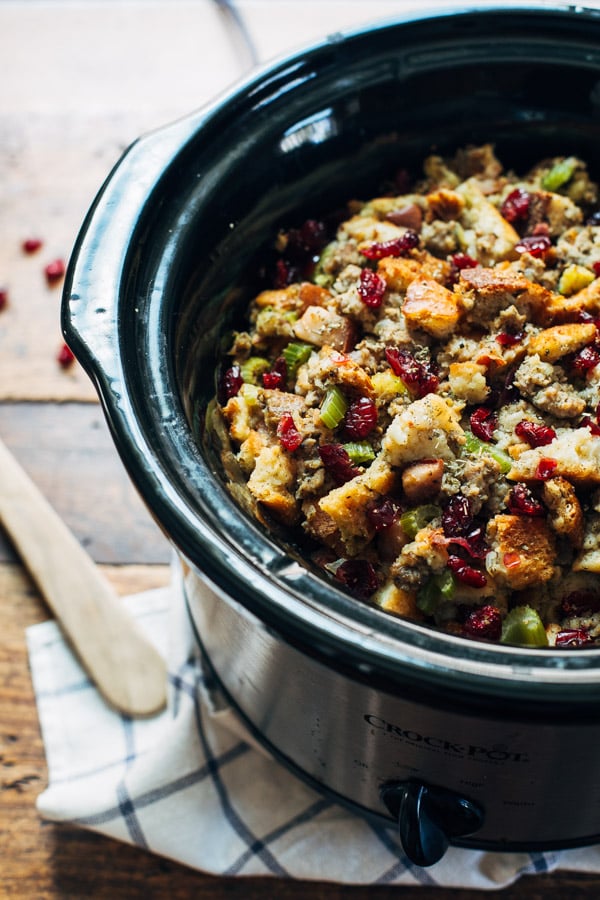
[62,4,600,866]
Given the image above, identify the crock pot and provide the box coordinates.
[62,4,600,866]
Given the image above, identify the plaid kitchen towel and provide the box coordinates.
[27,564,600,889]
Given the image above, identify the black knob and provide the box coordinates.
[380,780,484,867]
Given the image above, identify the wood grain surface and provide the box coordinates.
[3,1,600,897]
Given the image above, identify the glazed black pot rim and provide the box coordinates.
[62,2,600,705]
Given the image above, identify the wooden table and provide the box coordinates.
[3,1,600,896]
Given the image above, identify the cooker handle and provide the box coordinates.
[380,780,484,867]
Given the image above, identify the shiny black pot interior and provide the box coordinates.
[64,5,600,715]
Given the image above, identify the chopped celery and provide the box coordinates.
[320,385,348,429]
[417,579,440,615]
[343,441,376,465]
[400,504,441,539]
[501,606,548,647]
[283,341,313,376]
[435,569,456,601]
[463,430,512,474]
[313,242,337,287]
[541,157,577,192]
[239,356,270,385]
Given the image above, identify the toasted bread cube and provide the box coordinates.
[526,323,597,363]
[545,277,600,321]
[574,514,600,573]
[378,252,452,293]
[426,188,465,221]
[383,394,465,466]
[456,178,520,263]
[222,394,253,443]
[373,581,422,619]
[340,214,406,245]
[448,361,489,404]
[486,514,556,589]
[247,445,298,525]
[401,458,445,503]
[542,476,584,547]
[402,277,465,339]
[458,266,558,327]
[318,458,396,553]
[293,305,354,351]
[508,428,600,486]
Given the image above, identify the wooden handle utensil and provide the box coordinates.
[0,436,167,716]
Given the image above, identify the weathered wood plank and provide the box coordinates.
[0,403,171,565]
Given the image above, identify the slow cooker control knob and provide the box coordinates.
[380,780,484,867]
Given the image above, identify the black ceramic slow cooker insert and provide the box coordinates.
[63,5,600,866]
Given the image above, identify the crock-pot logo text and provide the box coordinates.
[364,714,529,764]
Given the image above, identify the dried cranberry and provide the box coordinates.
[535,458,558,480]
[22,237,43,254]
[57,342,75,369]
[500,188,531,224]
[581,414,600,436]
[318,443,361,484]
[451,252,478,270]
[442,494,474,537]
[262,357,287,389]
[445,527,490,560]
[514,234,552,257]
[463,605,502,641]
[515,419,556,448]
[335,558,379,598]
[507,483,544,516]
[385,347,439,398]
[562,591,600,617]
[361,230,419,260]
[594,261,600,278]
[495,330,524,347]
[447,555,487,588]
[0,288,8,311]
[277,413,302,451]
[555,629,593,648]
[367,497,402,531]
[572,345,600,376]
[343,396,378,439]
[470,407,497,442]
[44,258,66,284]
[358,268,387,307]
[217,365,243,403]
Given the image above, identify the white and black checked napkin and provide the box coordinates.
[26,563,600,889]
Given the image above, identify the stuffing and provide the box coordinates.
[382,394,465,466]
[215,144,600,648]
[486,514,557,590]
[402,277,465,339]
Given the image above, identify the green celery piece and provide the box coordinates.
[463,430,512,475]
[434,569,456,601]
[239,356,270,385]
[400,504,441,539]
[343,441,376,465]
[283,341,313,377]
[313,242,336,287]
[541,157,577,192]
[320,385,348,429]
[501,606,548,647]
[417,578,440,615]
